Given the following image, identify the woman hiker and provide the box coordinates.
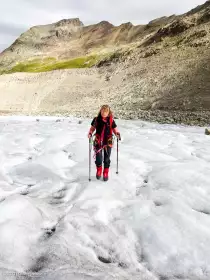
[88,105,121,181]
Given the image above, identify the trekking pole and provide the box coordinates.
[89,137,92,181]
[116,133,121,174]
[116,137,119,174]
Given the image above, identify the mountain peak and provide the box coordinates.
[55,18,84,27]
[96,21,114,28]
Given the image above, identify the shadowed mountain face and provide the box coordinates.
[0,1,210,124]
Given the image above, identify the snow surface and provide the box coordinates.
[0,116,210,280]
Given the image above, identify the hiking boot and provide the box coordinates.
[96,166,102,180]
[103,168,109,181]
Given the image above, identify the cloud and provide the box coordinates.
[18,0,205,24]
[0,23,27,52]
[0,34,17,52]
[0,0,205,52]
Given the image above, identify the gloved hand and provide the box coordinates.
[88,132,92,139]
[116,132,121,140]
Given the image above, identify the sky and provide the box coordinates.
[0,0,205,52]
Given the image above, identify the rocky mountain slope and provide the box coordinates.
[0,1,210,125]
[0,16,175,69]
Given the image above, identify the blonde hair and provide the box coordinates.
[97,104,113,117]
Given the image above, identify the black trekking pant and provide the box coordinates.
[95,146,112,168]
